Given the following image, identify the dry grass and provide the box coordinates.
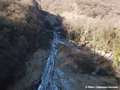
[59,0,120,66]
[38,0,120,54]
[37,0,120,75]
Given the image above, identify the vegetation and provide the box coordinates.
[0,0,120,89]
[114,51,119,67]
[113,46,120,67]
[65,25,119,52]
[0,0,53,89]
[0,0,10,11]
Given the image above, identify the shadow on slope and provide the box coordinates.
[57,44,120,89]
[0,1,54,89]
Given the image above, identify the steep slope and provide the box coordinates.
[1,0,120,90]
[0,0,52,89]
[44,13,120,90]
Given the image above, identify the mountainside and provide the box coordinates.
[38,0,120,78]
[0,0,120,90]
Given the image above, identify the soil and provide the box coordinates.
[7,49,49,90]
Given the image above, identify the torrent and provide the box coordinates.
[37,30,60,90]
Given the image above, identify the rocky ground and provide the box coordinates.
[56,44,120,90]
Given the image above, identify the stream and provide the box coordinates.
[37,28,62,90]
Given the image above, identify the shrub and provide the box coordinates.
[95,36,99,43]
[0,1,10,11]
[113,51,119,67]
